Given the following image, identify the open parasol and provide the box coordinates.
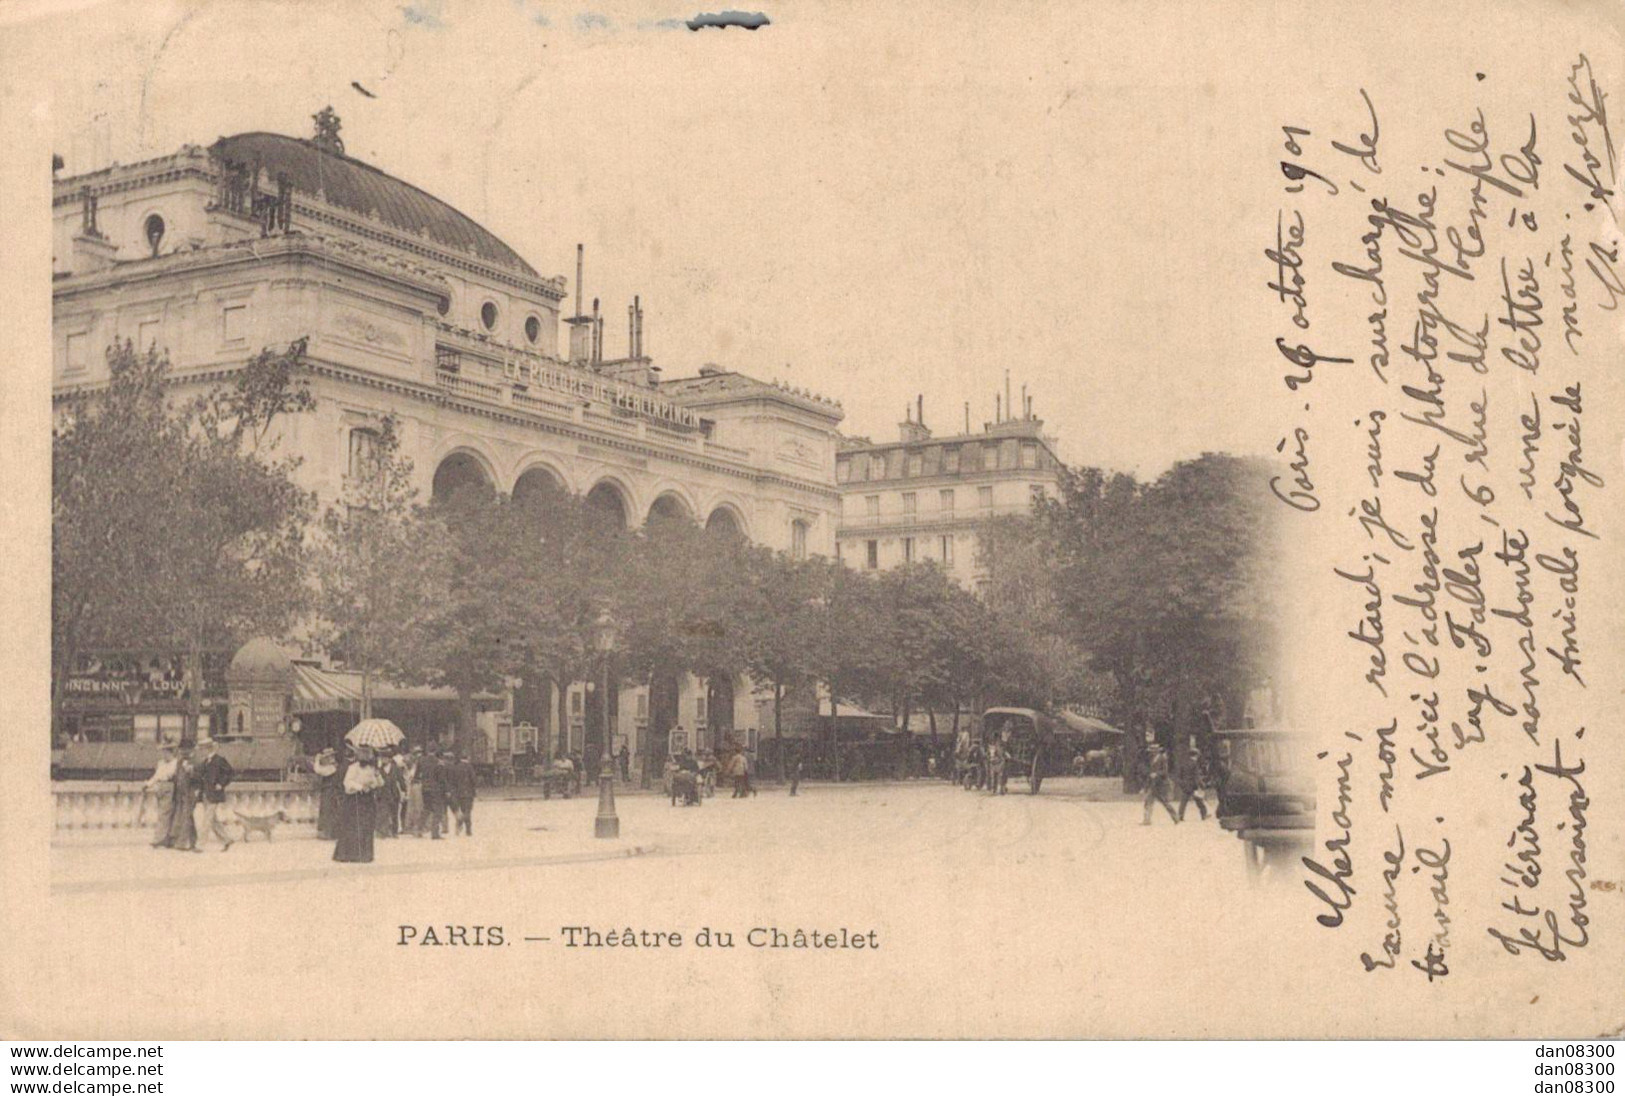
[345,718,405,749]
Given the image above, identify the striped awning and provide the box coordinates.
[291,662,365,714]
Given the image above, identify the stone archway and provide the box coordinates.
[431,451,495,505]
[704,506,745,541]
[585,480,630,532]
[647,491,695,529]
[512,465,567,507]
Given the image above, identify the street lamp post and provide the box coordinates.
[593,609,620,839]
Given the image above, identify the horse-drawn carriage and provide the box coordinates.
[966,708,1123,794]
[1213,727,1314,880]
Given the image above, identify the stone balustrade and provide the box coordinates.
[53,781,321,841]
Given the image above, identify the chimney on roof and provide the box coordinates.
[566,243,593,364]
[592,298,602,363]
[898,393,931,443]
[634,296,644,359]
[964,401,971,434]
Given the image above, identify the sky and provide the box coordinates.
[34,0,1541,475]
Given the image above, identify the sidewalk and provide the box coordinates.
[49,797,676,895]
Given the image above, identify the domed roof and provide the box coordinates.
[210,131,540,279]
[229,637,294,680]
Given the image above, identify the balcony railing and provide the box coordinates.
[836,502,1035,532]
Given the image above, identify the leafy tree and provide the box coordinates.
[309,416,431,719]
[737,546,825,777]
[52,339,316,741]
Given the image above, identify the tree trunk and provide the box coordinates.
[641,671,655,790]
[555,671,571,761]
[828,691,840,782]
[773,679,785,782]
[184,641,203,744]
[455,689,476,756]
[362,666,374,721]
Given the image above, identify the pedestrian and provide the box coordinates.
[1175,741,1209,822]
[450,753,477,835]
[985,736,1007,796]
[191,738,236,852]
[617,743,630,781]
[569,751,584,797]
[143,743,180,848]
[421,750,448,840]
[334,746,382,863]
[402,747,426,836]
[1142,745,1179,825]
[744,748,758,796]
[788,752,802,797]
[313,747,340,840]
[163,747,199,851]
[374,753,400,839]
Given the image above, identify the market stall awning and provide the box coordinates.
[291,662,365,714]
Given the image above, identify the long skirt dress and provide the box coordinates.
[165,771,198,850]
[375,779,399,839]
[333,790,377,863]
[316,775,341,840]
[403,778,425,836]
[149,789,176,847]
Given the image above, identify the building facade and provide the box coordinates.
[834,397,1062,586]
[51,113,844,766]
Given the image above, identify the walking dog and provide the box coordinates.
[233,809,291,841]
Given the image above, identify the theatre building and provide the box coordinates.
[52,110,844,769]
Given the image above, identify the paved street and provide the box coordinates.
[31,778,1315,1039]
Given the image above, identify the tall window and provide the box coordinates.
[348,428,380,482]
[63,333,88,376]
[944,447,961,474]
[907,452,923,477]
[902,492,916,517]
[222,304,248,343]
[1021,442,1039,469]
[865,495,880,518]
[791,519,809,561]
[940,535,954,564]
[939,488,955,514]
[837,460,851,484]
[903,537,915,563]
[866,540,879,570]
[978,486,994,510]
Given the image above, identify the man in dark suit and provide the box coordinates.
[449,753,477,836]
[192,738,236,851]
[421,751,448,840]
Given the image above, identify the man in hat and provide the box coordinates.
[1175,739,1210,822]
[420,749,448,839]
[192,738,236,851]
[449,753,477,836]
[1142,743,1179,825]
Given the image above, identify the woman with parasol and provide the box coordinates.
[333,720,402,863]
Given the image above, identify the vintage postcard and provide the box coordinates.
[1,0,1621,1041]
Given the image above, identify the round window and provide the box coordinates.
[481,301,499,330]
[524,315,541,343]
[437,295,450,317]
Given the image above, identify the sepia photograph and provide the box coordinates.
[2,0,1622,1048]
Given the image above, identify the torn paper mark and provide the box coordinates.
[685,10,770,31]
